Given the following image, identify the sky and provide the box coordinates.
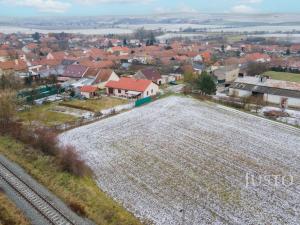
[0,0,300,17]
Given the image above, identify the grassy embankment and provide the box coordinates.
[0,136,142,225]
[263,71,300,83]
[0,190,30,225]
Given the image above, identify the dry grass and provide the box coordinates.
[61,97,128,112]
[18,103,77,127]
[0,190,30,225]
[0,136,142,225]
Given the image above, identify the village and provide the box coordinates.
[1,30,300,128]
[1,23,300,225]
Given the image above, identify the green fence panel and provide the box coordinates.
[135,96,152,107]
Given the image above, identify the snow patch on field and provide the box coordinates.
[60,96,300,225]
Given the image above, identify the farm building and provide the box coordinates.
[105,77,159,99]
[229,76,300,108]
[213,66,240,85]
[80,85,99,99]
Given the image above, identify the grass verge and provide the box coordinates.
[0,136,142,225]
[0,190,30,225]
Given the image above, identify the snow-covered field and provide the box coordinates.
[60,96,300,225]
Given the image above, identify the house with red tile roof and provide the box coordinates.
[105,77,159,99]
[47,51,68,61]
[245,53,271,63]
[0,50,9,62]
[0,59,27,72]
[86,48,106,60]
[80,85,99,99]
[78,59,114,69]
[107,46,130,56]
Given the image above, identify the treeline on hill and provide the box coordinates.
[0,89,91,177]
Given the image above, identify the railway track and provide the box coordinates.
[0,160,76,225]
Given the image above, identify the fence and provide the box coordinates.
[135,96,152,107]
[18,85,64,103]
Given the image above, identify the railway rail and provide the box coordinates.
[0,160,76,225]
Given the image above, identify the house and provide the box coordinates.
[213,66,240,85]
[107,46,130,56]
[61,65,88,80]
[0,59,27,73]
[134,68,163,85]
[193,62,205,74]
[80,85,99,99]
[193,54,203,62]
[229,76,300,108]
[105,77,159,99]
[0,50,9,62]
[47,51,67,61]
[83,68,120,89]
[245,53,271,63]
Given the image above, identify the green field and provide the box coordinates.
[18,103,77,127]
[263,71,300,83]
[60,97,128,112]
[0,136,142,225]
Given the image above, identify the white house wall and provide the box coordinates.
[142,82,159,98]
[264,94,300,108]
[229,88,252,97]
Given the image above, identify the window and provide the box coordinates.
[147,91,149,96]
[118,89,121,94]
[151,89,153,93]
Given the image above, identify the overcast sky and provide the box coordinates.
[0,0,299,16]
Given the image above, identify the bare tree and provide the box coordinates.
[0,90,16,131]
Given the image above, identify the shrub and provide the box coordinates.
[59,145,91,177]
[68,201,87,217]
[32,128,59,156]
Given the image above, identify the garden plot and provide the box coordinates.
[59,96,300,225]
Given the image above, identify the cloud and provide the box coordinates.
[231,4,257,13]
[3,0,71,13]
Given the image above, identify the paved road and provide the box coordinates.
[0,155,94,225]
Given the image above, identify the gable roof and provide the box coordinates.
[97,69,114,82]
[105,77,152,92]
[63,65,88,78]
[80,85,98,93]
[0,60,27,71]
[84,67,101,77]
[48,51,67,60]
[138,68,161,82]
